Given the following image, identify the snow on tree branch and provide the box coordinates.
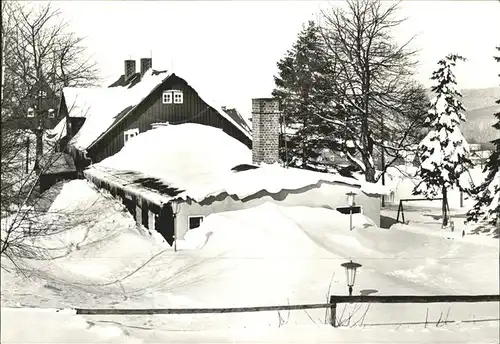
[413,54,472,227]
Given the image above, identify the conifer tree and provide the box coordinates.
[272,21,337,169]
[413,54,472,227]
[467,47,500,229]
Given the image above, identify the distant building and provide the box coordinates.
[470,142,495,168]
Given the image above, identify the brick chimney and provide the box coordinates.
[251,98,280,165]
[140,58,152,76]
[124,60,136,81]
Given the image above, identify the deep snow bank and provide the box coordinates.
[3,307,499,344]
[2,186,498,333]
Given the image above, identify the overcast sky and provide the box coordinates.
[52,0,499,117]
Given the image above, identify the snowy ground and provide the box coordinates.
[2,180,499,343]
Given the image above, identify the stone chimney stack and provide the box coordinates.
[140,58,152,76]
[251,98,280,165]
[124,59,136,81]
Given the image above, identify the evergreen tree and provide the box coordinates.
[272,21,338,169]
[467,47,500,229]
[413,54,472,227]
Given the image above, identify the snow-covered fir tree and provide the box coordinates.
[467,47,500,229]
[413,54,472,227]
[272,21,337,170]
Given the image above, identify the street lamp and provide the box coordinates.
[340,260,362,296]
[346,192,357,231]
[170,199,181,252]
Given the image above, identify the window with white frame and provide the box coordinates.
[124,128,139,144]
[173,91,183,104]
[188,216,204,230]
[162,91,172,104]
[162,89,183,104]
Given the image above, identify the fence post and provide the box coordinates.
[329,296,337,327]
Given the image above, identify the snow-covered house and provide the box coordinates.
[50,58,252,173]
[84,117,388,245]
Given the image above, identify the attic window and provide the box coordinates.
[162,91,172,104]
[162,89,183,104]
[173,91,183,104]
[124,128,139,144]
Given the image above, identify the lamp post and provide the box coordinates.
[170,199,181,252]
[346,192,357,231]
[340,260,362,296]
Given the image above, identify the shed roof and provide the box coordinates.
[41,153,77,175]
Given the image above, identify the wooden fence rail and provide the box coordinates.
[329,294,500,304]
[76,303,332,315]
[329,294,500,327]
[75,294,500,328]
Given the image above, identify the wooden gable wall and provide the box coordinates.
[88,75,252,163]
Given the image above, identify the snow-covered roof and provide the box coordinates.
[53,69,252,151]
[90,123,388,204]
[96,123,252,191]
[66,70,170,150]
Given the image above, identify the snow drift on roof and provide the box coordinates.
[93,123,389,201]
[97,123,252,191]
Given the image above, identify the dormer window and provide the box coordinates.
[124,128,139,144]
[162,89,183,104]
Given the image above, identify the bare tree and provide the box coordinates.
[2,1,99,119]
[1,1,99,267]
[318,0,423,182]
